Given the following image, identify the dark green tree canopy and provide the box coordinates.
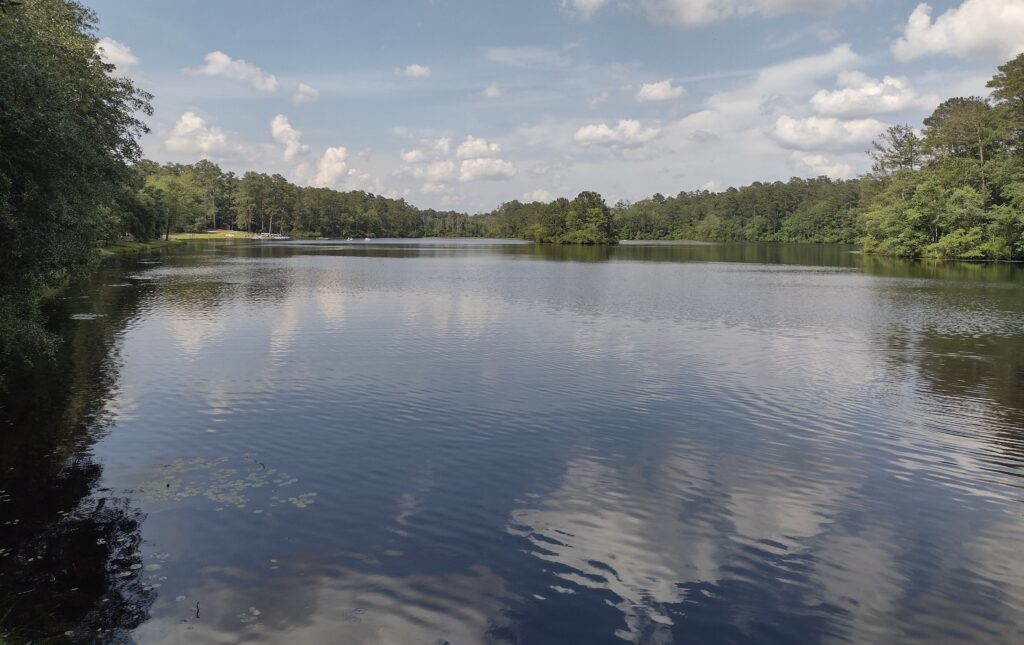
[0,0,151,366]
[988,53,1024,110]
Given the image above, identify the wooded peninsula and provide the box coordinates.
[2,0,1023,370]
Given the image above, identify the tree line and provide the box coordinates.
[133,160,620,244]
[130,160,474,240]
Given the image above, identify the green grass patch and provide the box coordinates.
[99,239,186,256]
[169,229,249,240]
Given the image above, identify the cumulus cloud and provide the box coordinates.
[483,81,504,98]
[892,0,1024,61]
[165,112,231,155]
[188,51,278,92]
[95,37,138,68]
[401,137,452,163]
[456,136,501,159]
[270,115,309,162]
[526,189,553,202]
[314,147,349,187]
[792,151,854,178]
[772,115,884,150]
[292,83,320,105]
[699,44,860,126]
[636,78,686,102]
[412,160,457,182]
[433,138,452,155]
[401,149,427,163]
[399,64,432,78]
[459,158,517,182]
[574,119,661,148]
[810,71,934,116]
[566,0,860,28]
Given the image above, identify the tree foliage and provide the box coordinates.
[0,0,151,368]
[862,57,1024,260]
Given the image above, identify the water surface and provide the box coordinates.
[1,239,1022,643]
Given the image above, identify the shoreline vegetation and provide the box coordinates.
[99,239,185,256]
[1,0,1023,372]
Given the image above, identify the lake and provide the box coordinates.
[1,239,1022,644]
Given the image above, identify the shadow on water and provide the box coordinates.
[0,257,157,643]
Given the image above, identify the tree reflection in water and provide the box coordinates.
[0,257,156,643]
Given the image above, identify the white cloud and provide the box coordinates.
[810,71,934,117]
[567,0,861,28]
[346,168,374,192]
[292,83,320,105]
[590,91,610,108]
[652,43,863,162]
[399,64,432,78]
[457,136,501,159]
[188,51,278,92]
[345,168,391,195]
[95,37,138,68]
[698,44,860,126]
[766,22,841,49]
[270,115,309,162]
[483,81,504,98]
[792,151,854,178]
[459,158,517,182]
[772,115,884,150]
[433,138,452,155]
[412,160,457,182]
[636,79,686,102]
[401,149,427,163]
[574,119,661,148]
[421,182,453,194]
[165,112,231,155]
[401,138,452,164]
[752,43,860,93]
[893,0,1024,61]
[525,189,553,202]
[314,147,349,187]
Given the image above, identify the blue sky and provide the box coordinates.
[89,0,1024,211]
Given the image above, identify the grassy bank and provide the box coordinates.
[99,239,185,256]
[170,229,249,240]
[170,229,327,240]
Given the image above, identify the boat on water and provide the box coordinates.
[364,237,372,241]
[252,232,291,241]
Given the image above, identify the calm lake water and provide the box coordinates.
[1,239,1023,644]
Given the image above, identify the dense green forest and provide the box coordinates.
[2,0,1023,375]
[134,160,475,240]
[135,159,619,243]
[1,0,152,370]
